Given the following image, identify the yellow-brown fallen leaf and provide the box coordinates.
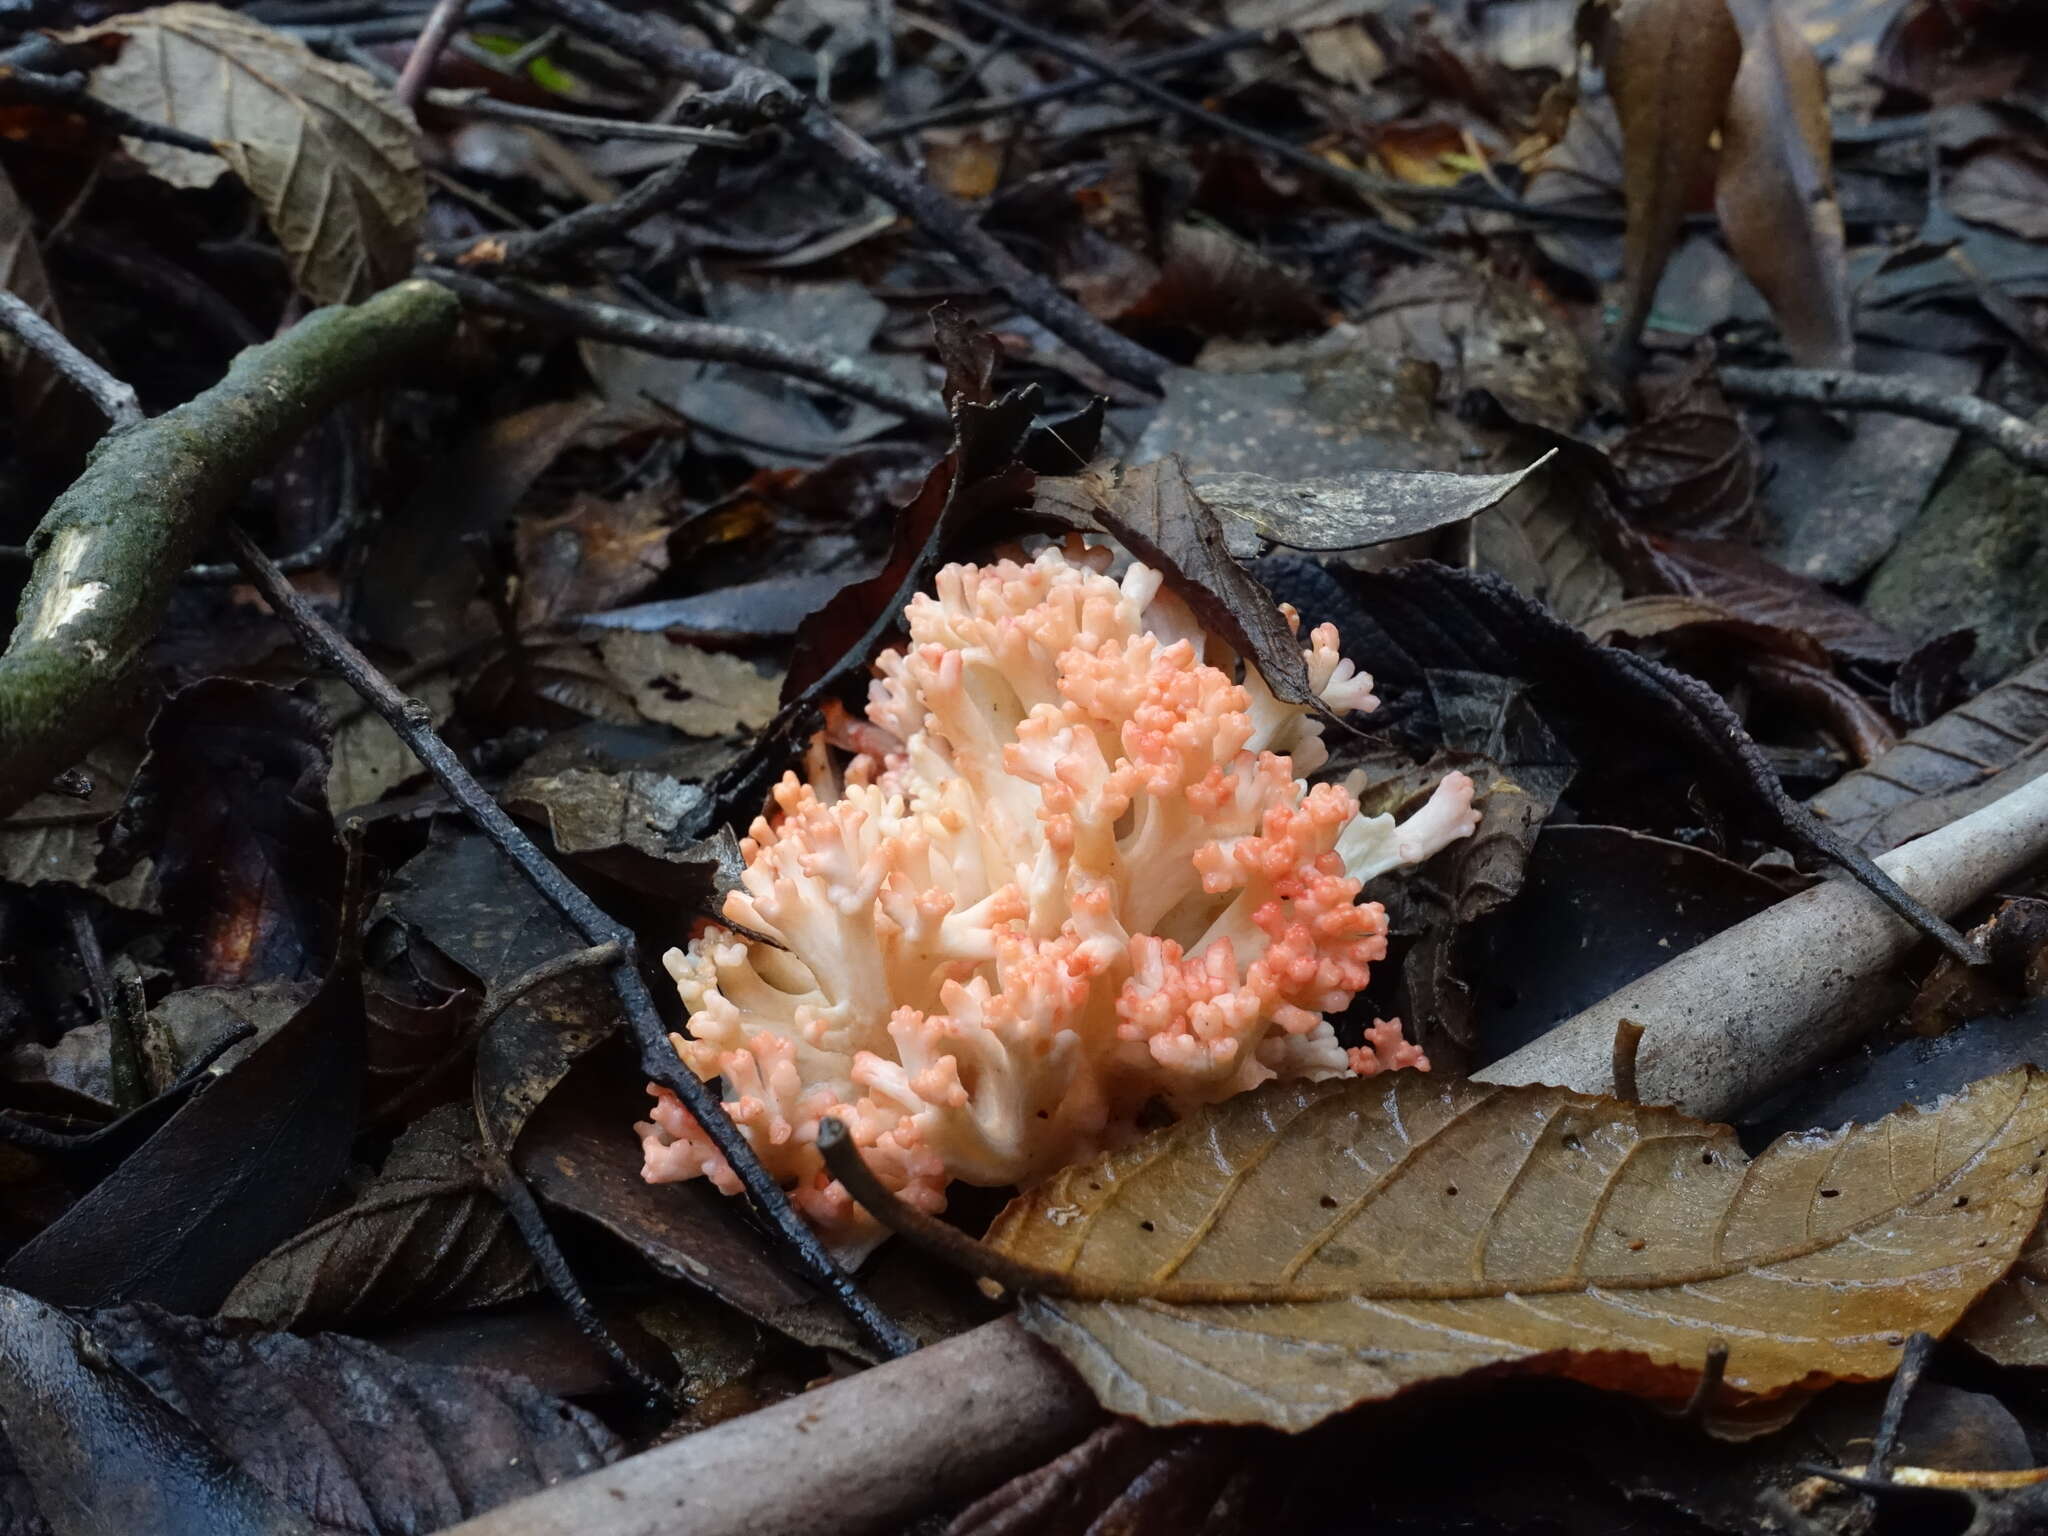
[984,1069,2048,1431]
[1955,1203,2048,1365]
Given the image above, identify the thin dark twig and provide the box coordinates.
[522,0,1170,390]
[1720,366,2048,472]
[0,289,142,428]
[1611,1018,1644,1105]
[393,0,473,110]
[0,65,220,157]
[425,88,750,144]
[426,268,951,429]
[107,970,150,1113]
[478,940,623,1036]
[65,897,113,1020]
[817,1116,1052,1299]
[478,1149,679,1404]
[425,149,714,273]
[227,523,916,1360]
[1867,1331,1937,1483]
[871,26,1257,139]
[1667,1341,1729,1425]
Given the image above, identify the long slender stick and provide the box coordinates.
[1720,365,2048,473]
[392,0,471,110]
[426,269,951,429]
[0,289,142,428]
[869,26,1258,140]
[226,524,917,1360]
[521,0,1171,391]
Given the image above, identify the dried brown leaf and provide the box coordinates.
[598,633,783,737]
[1948,147,2048,242]
[989,1069,2048,1430]
[1959,1209,2048,1366]
[221,1104,535,1330]
[1604,0,1742,351]
[1714,0,1854,369]
[67,3,424,302]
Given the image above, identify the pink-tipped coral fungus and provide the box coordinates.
[640,541,1478,1252]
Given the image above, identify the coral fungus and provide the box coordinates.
[641,541,1478,1251]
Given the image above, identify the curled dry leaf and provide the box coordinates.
[986,1069,2048,1431]
[65,3,425,303]
[1603,0,1742,352]
[1714,0,1854,369]
[1195,456,1547,552]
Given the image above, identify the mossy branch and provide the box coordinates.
[0,279,459,817]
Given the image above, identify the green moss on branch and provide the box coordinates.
[0,279,459,816]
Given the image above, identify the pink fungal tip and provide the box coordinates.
[639,542,1471,1255]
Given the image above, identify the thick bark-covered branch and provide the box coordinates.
[0,279,459,817]
[441,1318,1097,1536]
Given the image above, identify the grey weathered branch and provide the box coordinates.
[1720,366,2048,473]
[0,279,459,818]
[1479,766,2048,1120]
[439,1318,1097,1536]
[426,269,951,430]
[0,289,141,428]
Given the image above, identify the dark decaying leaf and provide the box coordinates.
[990,1069,2048,1431]
[1117,220,1325,340]
[0,952,362,1314]
[378,823,617,1152]
[360,399,605,656]
[514,1051,860,1354]
[1891,630,1977,731]
[1651,534,1913,666]
[0,1291,618,1536]
[1809,650,2048,855]
[8,982,313,1114]
[0,162,102,460]
[944,1420,1252,1536]
[1298,562,1916,909]
[781,387,1039,704]
[1469,824,1789,1063]
[66,4,423,304]
[221,1104,536,1331]
[0,1288,307,1536]
[1610,366,1762,536]
[1714,0,1855,370]
[515,486,676,627]
[1600,0,1742,353]
[1947,145,2048,242]
[576,574,854,640]
[0,747,154,913]
[1037,459,1327,718]
[98,680,341,988]
[1193,455,1544,553]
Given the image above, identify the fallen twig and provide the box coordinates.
[438,1317,1098,1536]
[1479,766,2048,1120]
[0,279,457,818]
[424,88,752,145]
[426,269,951,430]
[1720,365,2048,473]
[225,524,917,1360]
[391,0,470,110]
[0,62,219,157]
[522,0,1171,391]
[0,289,142,428]
[869,25,1260,139]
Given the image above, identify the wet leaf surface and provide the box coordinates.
[98,681,340,988]
[0,951,362,1314]
[0,1290,618,1535]
[990,1068,2048,1430]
